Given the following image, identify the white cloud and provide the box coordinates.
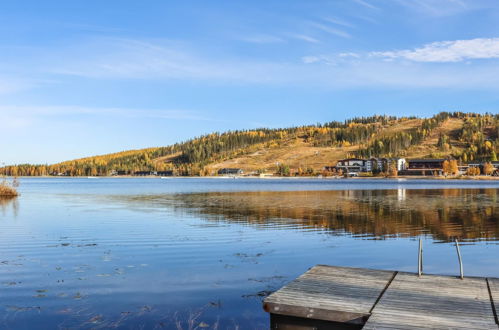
[371,38,499,62]
[339,52,360,58]
[301,53,360,65]
[318,60,499,89]
[301,55,337,66]
[8,36,499,91]
[299,50,499,90]
[301,56,320,64]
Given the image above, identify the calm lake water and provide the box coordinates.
[1,178,499,329]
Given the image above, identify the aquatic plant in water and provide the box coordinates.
[0,176,19,197]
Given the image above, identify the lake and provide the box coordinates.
[1,178,499,329]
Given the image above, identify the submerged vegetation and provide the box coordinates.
[1,112,498,176]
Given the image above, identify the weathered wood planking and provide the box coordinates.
[264,265,499,329]
[488,278,499,325]
[363,272,497,329]
[263,265,395,324]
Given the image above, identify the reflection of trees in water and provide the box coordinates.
[0,197,18,217]
[169,189,499,243]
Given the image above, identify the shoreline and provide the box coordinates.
[8,175,499,181]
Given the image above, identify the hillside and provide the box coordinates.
[1,112,498,176]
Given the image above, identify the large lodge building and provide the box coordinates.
[327,158,499,176]
[400,159,445,176]
[327,157,407,176]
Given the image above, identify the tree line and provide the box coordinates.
[1,112,498,176]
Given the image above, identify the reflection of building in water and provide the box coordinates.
[343,190,357,198]
[166,189,499,242]
[397,188,406,201]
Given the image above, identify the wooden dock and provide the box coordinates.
[263,265,499,329]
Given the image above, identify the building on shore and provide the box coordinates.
[109,170,130,176]
[217,168,243,175]
[407,159,446,169]
[403,159,499,176]
[457,165,469,175]
[157,170,174,176]
[334,158,365,174]
[399,159,446,176]
[330,158,406,175]
[460,161,499,176]
[327,157,499,176]
[134,171,156,176]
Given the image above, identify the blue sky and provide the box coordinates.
[2,0,499,164]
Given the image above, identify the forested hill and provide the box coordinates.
[2,112,499,176]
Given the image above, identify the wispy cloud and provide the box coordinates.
[309,22,351,38]
[0,76,38,95]
[301,55,337,65]
[339,52,361,58]
[46,38,296,84]
[301,52,361,65]
[8,35,499,92]
[351,0,378,10]
[314,60,499,89]
[299,43,499,90]
[291,34,320,43]
[371,38,499,62]
[323,17,355,28]
[0,116,33,131]
[392,0,490,17]
[239,34,285,44]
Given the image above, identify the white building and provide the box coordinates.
[334,157,406,173]
[335,158,366,173]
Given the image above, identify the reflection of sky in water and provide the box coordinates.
[1,178,499,329]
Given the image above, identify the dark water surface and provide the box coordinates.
[1,178,499,329]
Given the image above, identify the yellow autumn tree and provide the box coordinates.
[449,160,459,175]
[442,160,451,176]
[483,162,494,175]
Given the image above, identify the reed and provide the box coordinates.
[0,177,19,197]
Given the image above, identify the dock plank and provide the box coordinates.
[263,265,395,324]
[364,272,497,329]
[488,278,499,325]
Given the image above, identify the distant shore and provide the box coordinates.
[9,175,499,181]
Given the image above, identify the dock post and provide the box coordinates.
[418,238,423,277]
[455,238,464,280]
